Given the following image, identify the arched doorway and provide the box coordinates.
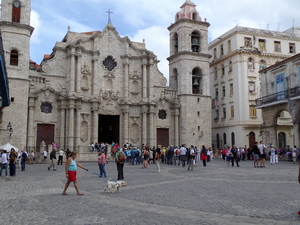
[278,132,286,148]
[276,110,293,148]
[249,132,255,148]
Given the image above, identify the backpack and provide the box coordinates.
[118,152,126,163]
[175,149,180,155]
[22,152,27,160]
[186,148,191,157]
[136,150,140,157]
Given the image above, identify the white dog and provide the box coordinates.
[104,178,127,193]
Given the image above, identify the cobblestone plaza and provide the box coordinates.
[1,159,300,225]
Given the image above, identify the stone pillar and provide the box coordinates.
[60,106,65,149]
[76,54,82,93]
[149,105,155,147]
[70,48,76,93]
[75,107,81,152]
[149,58,154,101]
[142,59,147,101]
[174,108,180,147]
[142,105,148,145]
[92,102,99,144]
[27,97,35,147]
[294,123,300,147]
[124,61,129,99]
[92,55,99,96]
[68,100,75,148]
[123,106,129,144]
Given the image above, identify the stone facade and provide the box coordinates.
[209,26,300,149]
[0,0,211,151]
[256,53,300,148]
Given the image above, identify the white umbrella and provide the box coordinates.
[0,143,19,152]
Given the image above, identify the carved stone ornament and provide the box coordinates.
[40,102,52,114]
[103,56,117,71]
[158,110,167,120]
[81,64,91,75]
[129,70,142,79]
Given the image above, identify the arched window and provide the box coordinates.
[192,68,202,94]
[174,33,178,53]
[259,60,267,70]
[223,133,227,145]
[191,31,200,52]
[175,13,180,22]
[248,58,254,70]
[192,12,197,21]
[12,1,21,23]
[231,132,235,145]
[216,134,220,149]
[10,50,19,66]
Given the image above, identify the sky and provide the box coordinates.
[30,0,300,79]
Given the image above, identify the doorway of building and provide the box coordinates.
[157,128,169,147]
[98,115,119,144]
[278,132,286,148]
[36,124,55,152]
[248,132,255,149]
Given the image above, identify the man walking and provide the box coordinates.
[20,150,28,171]
[187,145,195,171]
[48,149,57,171]
[179,145,187,167]
[57,149,64,165]
[0,150,9,177]
[230,145,240,167]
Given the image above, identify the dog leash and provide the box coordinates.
[83,168,101,177]
[108,178,120,186]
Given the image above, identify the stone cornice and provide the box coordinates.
[167,51,211,61]
[0,21,34,35]
[168,19,210,31]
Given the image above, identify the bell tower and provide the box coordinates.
[0,0,33,146]
[167,0,212,146]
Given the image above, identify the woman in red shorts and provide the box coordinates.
[62,151,87,195]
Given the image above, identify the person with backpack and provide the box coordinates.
[115,148,126,180]
[230,145,240,167]
[187,145,195,171]
[20,150,28,171]
[174,147,180,165]
[179,145,187,167]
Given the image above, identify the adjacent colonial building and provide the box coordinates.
[256,53,300,148]
[0,0,212,152]
[209,26,300,149]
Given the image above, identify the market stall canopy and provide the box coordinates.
[0,143,19,152]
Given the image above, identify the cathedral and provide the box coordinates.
[0,0,211,152]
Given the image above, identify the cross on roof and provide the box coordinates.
[106,9,113,23]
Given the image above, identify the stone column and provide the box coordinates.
[149,105,155,147]
[124,61,129,99]
[68,100,75,149]
[60,106,65,150]
[70,48,76,94]
[75,106,81,152]
[142,59,147,101]
[142,105,148,145]
[27,97,35,148]
[174,108,180,147]
[92,102,99,144]
[149,58,154,101]
[294,123,300,147]
[123,106,129,144]
[92,55,99,96]
[76,54,82,93]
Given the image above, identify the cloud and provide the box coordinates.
[129,26,170,80]
[30,10,41,44]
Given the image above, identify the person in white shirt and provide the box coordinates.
[43,150,48,162]
[206,148,211,162]
[187,146,195,171]
[0,150,9,177]
[57,149,64,165]
[179,145,187,167]
[258,141,266,168]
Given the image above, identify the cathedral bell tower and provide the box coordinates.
[167,0,211,146]
[0,0,33,146]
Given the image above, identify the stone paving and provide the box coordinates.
[1,158,300,225]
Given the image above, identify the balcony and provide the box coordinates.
[255,87,300,108]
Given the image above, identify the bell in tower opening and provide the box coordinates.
[191,32,200,52]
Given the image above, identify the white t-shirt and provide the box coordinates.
[43,150,47,157]
[258,144,265,154]
[1,153,8,164]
